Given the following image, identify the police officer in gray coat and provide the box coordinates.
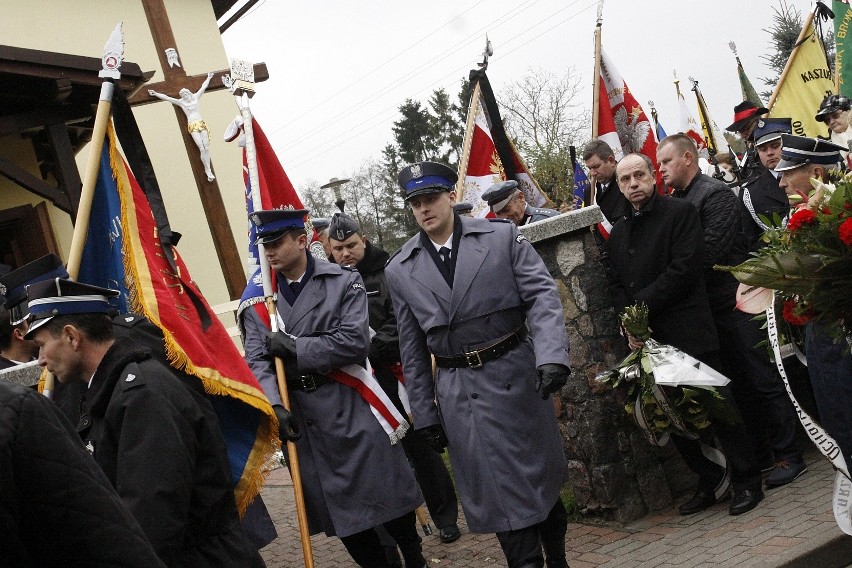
[481,180,558,226]
[385,162,571,568]
[242,209,426,568]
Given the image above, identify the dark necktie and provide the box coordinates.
[289,281,300,298]
[438,246,452,272]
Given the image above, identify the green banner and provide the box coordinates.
[834,0,852,97]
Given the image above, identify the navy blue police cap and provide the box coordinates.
[250,208,309,245]
[775,134,846,172]
[328,212,361,242]
[0,254,69,324]
[24,278,120,338]
[752,118,791,147]
[397,161,458,202]
[481,180,520,213]
[453,202,473,214]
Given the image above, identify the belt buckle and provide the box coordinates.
[464,350,483,369]
[301,374,317,392]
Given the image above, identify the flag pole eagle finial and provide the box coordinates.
[596,0,604,24]
[478,35,494,70]
[729,41,738,57]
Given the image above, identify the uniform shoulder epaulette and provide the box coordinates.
[340,264,358,272]
[488,218,512,224]
[118,361,148,390]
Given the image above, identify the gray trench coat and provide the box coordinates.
[386,217,569,533]
[243,258,422,538]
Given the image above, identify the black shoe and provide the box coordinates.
[438,523,461,544]
[765,459,807,488]
[383,546,402,568]
[729,489,764,515]
[678,489,718,515]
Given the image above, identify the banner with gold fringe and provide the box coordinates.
[78,97,277,515]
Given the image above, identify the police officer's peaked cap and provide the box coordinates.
[752,118,791,147]
[0,254,68,324]
[328,212,361,241]
[311,217,330,232]
[397,161,458,201]
[815,94,852,122]
[775,134,846,172]
[250,208,309,245]
[481,180,521,212]
[726,101,769,133]
[24,278,120,338]
[453,202,474,214]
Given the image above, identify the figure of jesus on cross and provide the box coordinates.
[149,71,216,181]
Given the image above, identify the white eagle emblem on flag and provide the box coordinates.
[615,105,651,154]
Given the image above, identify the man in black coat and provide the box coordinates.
[659,134,806,489]
[739,118,794,252]
[607,153,763,516]
[25,278,263,568]
[0,255,277,550]
[583,139,629,243]
[328,212,461,546]
[0,381,166,568]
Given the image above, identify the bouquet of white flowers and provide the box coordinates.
[596,304,737,446]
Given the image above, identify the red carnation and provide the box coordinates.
[840,218,852,247]
[782,300,815,326]
[787,209,817,232]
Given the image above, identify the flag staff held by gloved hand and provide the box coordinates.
[51,23,124,400]
[223,60,315,568]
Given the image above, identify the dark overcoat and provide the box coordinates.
[672,172,748,313]
[385,216,569,533]
[77,338,262,568]
[0,382,166,568]
[605,192,719,356]
[242,258,422,538]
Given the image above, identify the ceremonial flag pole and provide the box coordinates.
[225,62,315,568]
[50,22,124,399]
[592,0,603,138]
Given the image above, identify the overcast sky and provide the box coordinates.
[221,0,818,189]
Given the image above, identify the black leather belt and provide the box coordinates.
[434,326,528,369]
[286,373,331,392]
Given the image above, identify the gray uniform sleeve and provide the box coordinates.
[385,264,441,429]
[241,307,282,407]
[296,271,371,373]
[509,226,570,368]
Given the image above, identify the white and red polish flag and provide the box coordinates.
[596,48,658,171]
[456,69,551,217]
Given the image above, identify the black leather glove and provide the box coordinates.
[419,424,449,454]
[535,363,570,400]
[273,405,301,442]
[266,332,297,360]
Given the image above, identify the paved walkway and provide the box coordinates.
[259,447,852,567]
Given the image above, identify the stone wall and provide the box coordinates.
[522,207,691,523]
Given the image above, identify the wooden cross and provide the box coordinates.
[129,0,269,300]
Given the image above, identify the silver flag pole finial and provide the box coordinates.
[99,23,124,80]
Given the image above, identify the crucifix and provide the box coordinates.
[129,0,270,300]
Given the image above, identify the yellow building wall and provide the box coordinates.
[1,0,249,306]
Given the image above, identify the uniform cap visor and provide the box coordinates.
[23,316,53,339]
[403,186,448,202]
[774,159,808,172]
[755,132,784,147]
